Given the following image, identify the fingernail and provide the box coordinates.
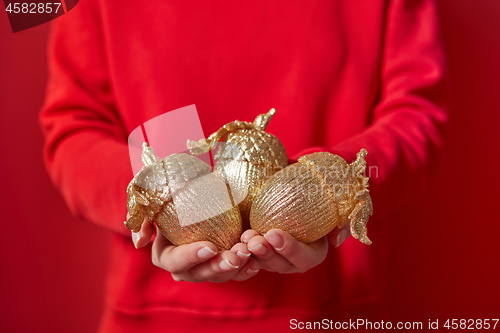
[219,259,239,271]
[242,238,250,244]
[236,250,251,260]
[264,230,284,250]
[132,231,141,249]
[336,229,349,248]
[197,246,217,260]
[248,243,267,255]
[247,268,259,275]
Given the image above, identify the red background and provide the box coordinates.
[1,1,499,331]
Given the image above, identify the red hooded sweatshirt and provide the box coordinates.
[40,0,448,331]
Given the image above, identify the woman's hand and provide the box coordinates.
[240,224,350,274]
[131,217,261,283]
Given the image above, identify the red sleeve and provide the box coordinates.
[40,1,131,236]
[292,0,450,215]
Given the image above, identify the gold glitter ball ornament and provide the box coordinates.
[187,109,288,227]
[125,143,242,251]
[250,149,373,245]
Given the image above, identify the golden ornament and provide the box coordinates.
[187,108,288,227]
[125,143,242,251]
[250,149,373,245]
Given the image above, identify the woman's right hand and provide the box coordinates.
[131,217,261,283]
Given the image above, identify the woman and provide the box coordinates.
[40,0,448,331]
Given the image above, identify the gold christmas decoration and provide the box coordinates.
[250,149,373,245]
[187,109,288,227]
[125,143,242,251]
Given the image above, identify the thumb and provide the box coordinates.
[132,217,155,249]
[328,223,351,248]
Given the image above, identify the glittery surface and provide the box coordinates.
[250,149,373,245]
[126,113,373,249]
[188,109,288,227]
[125,143,242,251]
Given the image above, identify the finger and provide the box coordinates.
[132,218,155,249]
[152,227,218,274]
[231,243,252,266]
[247,235,273,259]
[247,235,295,273]
[241,229,260,244]
[253,257,275,272]
[328,223,351,248]
[128,212,140,248]
[185,250,241,282]
[231,258,261,281]
[263,229,329,271]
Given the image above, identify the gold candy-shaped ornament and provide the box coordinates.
[125,143,242,251]
[187,109,288,227]
[250,149,373,245]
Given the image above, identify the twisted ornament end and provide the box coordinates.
[253,108,276,131]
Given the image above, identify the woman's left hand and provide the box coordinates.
[240,229,326,274]
[240,224,350,274]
